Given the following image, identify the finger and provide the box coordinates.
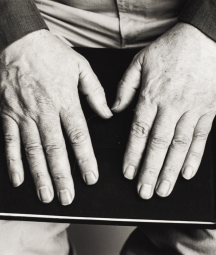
[181,112,215,180]
[156,113,198,197]
[78,57,113,118]
[20,119,54,203]
[123,98,157,180]
[112,52,143,112]
[60,102,98,185]
[138,109,180,200]
[37,115,74,206]
[2,115,24,187]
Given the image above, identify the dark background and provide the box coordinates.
[0,48,215,225]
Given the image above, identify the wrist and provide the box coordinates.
[0,29,66,68]
[1,29,48,57]
[162,22,216,52]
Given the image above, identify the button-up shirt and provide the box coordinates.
[34,0,187,48]
[1,0,216,53]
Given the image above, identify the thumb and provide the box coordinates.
[78,57,113,119]
[112,52,143,112]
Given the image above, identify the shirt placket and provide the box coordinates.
[115,0,128,47]
[115,0,140,48]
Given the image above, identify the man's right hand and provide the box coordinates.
[0,29,112,205]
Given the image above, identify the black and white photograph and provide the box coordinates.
[0,0,216,254]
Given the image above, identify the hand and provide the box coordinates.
[112,23,216,199]
[0,30,112,205]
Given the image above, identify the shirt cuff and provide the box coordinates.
[178,0,216,42]
[0,0,49,53]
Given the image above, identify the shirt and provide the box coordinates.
[34,0,187,48]
[0,0,216,52]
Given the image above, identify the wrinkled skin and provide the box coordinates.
[1,22,216,204]
[0,30,112,205]
[113,23,216,199]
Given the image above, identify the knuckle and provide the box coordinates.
[171,136,191,151]
[90,85,105,97]
[138,91,156,105]
[45,143,64,157]
[143,168,158,179]
[62,107,82,125]
[127,148,142,159]
[53,173,68,185]
[190,151,200,159]
[41,135,65,156]
[118,79,127,89]
[139,90,149,101]
[4,134,19,145]
[131,121,150,139]
[6,158,16,163]
[149,135,170,150]
[162,164,179,176]
[6,158,18,168]
[69,129,88,145]
[34,172,48,182]
[193,130,208,141]
[25,142,43,157]
[77,155,92,166]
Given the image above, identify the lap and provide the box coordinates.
[121,226,216,255]
[0,220,70,255]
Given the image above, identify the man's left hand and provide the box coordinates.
[112,22,216,199]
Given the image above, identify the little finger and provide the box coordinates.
[2,114,24,187]
[156,113,198,197]
[182,112,215,180]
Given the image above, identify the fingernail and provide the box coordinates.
[59,189,72,206]
[139,184,152,199]
[11,173,21,187]
[84,172,97,185]
[111,99,120,110]
[39,186,52,203]
[124,165,136,180]
[157,180,170,197]
[103,105,113,117]
[183,166,194,179]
